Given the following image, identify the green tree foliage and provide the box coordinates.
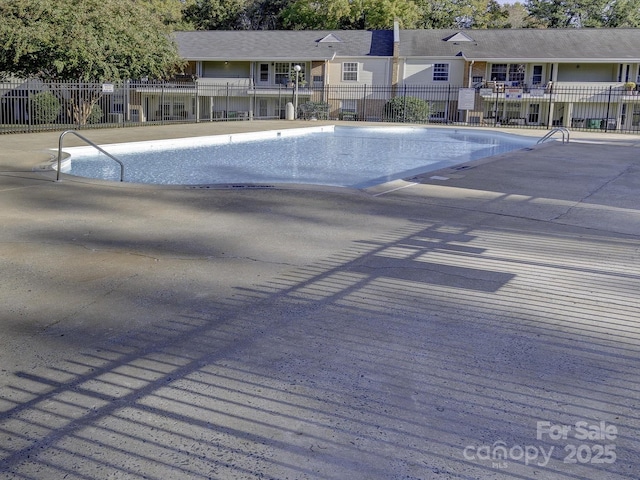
[239,0,292,29]
[144,0,191,28]
[281,0,422,29]
[504,2,528,28]
[603,0,640,27]
[414,0,459,28]
[182,0,248,30]
[281,0,357,29]
[363,0,421,29]
[414,0,511,28]
[523,0,640,27]
[0,0,184,81]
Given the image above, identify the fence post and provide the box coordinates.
[605,86,612,132]
[546,83,554,128]
[402,84,407,122]
[195,81,200,123]
[494,87,499,126]
[446,85,452,123]
[362,84,367,121]
[226,83,230,119]
[160,82,165,125]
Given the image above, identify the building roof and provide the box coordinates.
[399,28,640,62]
[173,30,395,61]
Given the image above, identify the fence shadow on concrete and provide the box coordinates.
[1,216,638,479]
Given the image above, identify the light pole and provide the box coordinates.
[293,64,301,119]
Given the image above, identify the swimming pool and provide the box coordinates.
[62,126,535,188]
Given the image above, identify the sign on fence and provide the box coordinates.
[505,88,523,99]
[457,88,476,110]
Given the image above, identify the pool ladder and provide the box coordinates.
[537,127,570,145]
[57,129,125,182]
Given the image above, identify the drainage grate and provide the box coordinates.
[187,184,275,190]
[452,165,474,171]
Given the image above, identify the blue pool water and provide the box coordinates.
[63,126,534,188]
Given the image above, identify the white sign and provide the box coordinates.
[102,83,115,93]
[505,88,523,99]
[457,88,476,110]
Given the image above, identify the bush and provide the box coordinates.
[383,96,430,123]
[298,101,330,120]
[87,103,103,124]
[30,91,61,124]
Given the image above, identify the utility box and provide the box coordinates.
[285,102,295,120]
[586,118,602,129]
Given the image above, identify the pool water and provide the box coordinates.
[63,126,534,188]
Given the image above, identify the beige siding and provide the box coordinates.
[326,58,391,85]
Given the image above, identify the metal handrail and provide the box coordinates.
[56,130,125,181]
[537,127,570,145]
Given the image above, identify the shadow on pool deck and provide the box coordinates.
[0,122,639,479]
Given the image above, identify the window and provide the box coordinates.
[532,65,543,85]
[275,63,290,85]
[342,62,358,81]
[632,104,640,127]
[528,103,540,124]
[492,63,527,84]
[433,63,449,82]
[259,63,269,82]
[509,64,525,84]
[491,64,507,82]
[258,99,268,117]
[275,62,306,85]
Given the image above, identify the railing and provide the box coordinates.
[57,130,124,182]
[537,127,570,145]
[2,79,640,134]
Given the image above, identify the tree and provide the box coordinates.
[414,0,460,28]
[281,0,420,29]
[362,0,421,29]
[415,0,511,29]
[449,0,509,27]
[0,0,184,124]
[182,0,248,30]
[504,1,528,27]
[0,0,183,81]
[238,0,292,29]
[521,0,636,27]
[603,0,640,27]
[144,0,192,29]
[281,0,357,29]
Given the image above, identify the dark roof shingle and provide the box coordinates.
[173,30,395,61]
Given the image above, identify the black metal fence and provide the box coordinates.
[2,78,640,134]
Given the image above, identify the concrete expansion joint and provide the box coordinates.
[552,162,636,223]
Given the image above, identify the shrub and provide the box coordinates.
[383,96,430,123]
[87,103,104,124]
[298,101,330,120]
[30,91,61,124]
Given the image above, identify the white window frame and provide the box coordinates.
[342,62,359,82]
[433,63,449,82]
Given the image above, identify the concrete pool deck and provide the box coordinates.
[1,121,639,479]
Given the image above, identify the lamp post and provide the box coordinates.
[293,64,301,119]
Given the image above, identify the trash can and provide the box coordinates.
[285,102,295,120]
